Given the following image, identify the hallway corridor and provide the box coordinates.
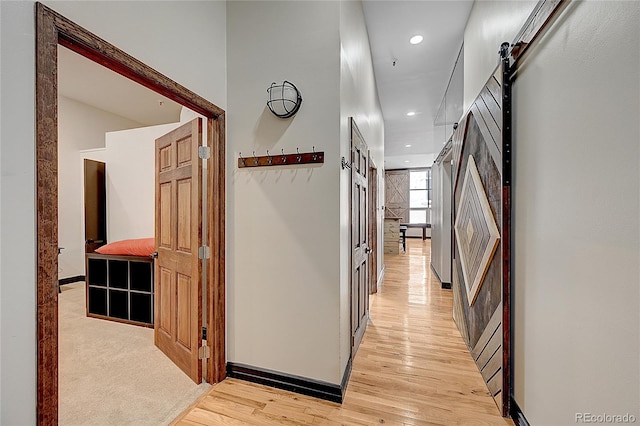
[172,239,511,425]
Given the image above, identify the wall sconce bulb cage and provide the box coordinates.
[267,81,302,118]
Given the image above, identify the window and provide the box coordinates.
[409,168,431,224]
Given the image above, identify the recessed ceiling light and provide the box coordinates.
[405,144,412,148]
[410,35,423,45]
[407,111,416,116]
[404,160,410,163]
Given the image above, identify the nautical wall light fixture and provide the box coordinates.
[267,81,302,118]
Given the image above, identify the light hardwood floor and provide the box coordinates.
[172,239,513,425]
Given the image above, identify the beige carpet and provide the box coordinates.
[59,282,210,426]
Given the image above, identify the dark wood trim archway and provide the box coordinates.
[35,3,226,423]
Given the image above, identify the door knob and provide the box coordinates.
[365,247,372,254]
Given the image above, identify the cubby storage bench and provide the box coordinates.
[85,253,154,327]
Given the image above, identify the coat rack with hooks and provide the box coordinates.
[237,147,324,168]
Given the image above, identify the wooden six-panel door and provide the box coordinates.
[155,118,203,383]
[350,118,370,355]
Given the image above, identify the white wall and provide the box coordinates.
[227,1,342,384]
[104,123,180,243]
[1,3,38,422]
[45,1,227,111]
[339,0,385,376]
[511,1,639,424]
[0,1,3,409]
[0,1,226,422]
[463,0,536,111]
[58,96,143,279]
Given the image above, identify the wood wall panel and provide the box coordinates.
[469,106,502,169]
[476,89,501,147]
[453,68,505,414]
[452,260,470,345]
[471,302,503,360]
[451,114,470,195]
[470,305,503,406]
[454,113,503,348]
[480,82,502,130]
[477,327,501,370]
[487,369,503,396]
[454,156,501,306]
[482,345,502,381]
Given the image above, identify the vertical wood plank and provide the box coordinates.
[36,5,59,424]
[208,114,226,384]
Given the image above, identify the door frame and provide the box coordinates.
[83,159,107,255]
[35,3,226,423]
[367,158,378,294]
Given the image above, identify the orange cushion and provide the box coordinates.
[95,238,155,257]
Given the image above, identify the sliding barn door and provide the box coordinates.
[384,170,409,222]
[451,63,509,414]
[154,118,203,383]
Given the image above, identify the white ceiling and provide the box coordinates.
[58,45,182,126]
[362,1,473,170]
[58,1,473,169]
